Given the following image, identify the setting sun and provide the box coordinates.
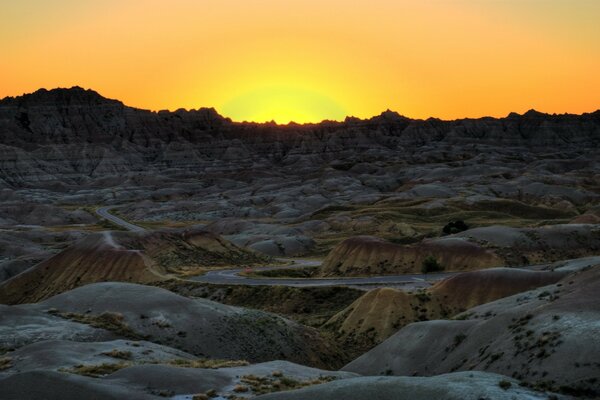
[1,1,599,122]
[222,86,346,124]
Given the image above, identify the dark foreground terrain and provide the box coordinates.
[0,87,599,399]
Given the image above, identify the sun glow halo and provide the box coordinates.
[220,85,346,124]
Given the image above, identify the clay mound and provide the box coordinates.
[26,282,343,368]
[0,257,43,283]
[253,372,558,400]
[127,228,265,270]
[0,232,164,305]
[321,236,503,276]
[0,361,356,400]
[1,340,195,374]
[457,224,600,265]
[0,228,265,304]
[326,268,565,351]
[0,305,116,351]
[0,370,154,400]
[0,201,96,227]
[325,288,428,345]
[420,238,504,271]
[105,361,355,398]
[429,267,567,310]
[571,213,600,224]
[344,265,600,396]
[204,218,315,256]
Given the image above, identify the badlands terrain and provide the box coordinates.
[0,87,599,399]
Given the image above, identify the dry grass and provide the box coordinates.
[60,362,130,377]
[0,356,12,371]
[237,373,337,395]
[49,310,146,340]
[162,358,249,369]
[61,357,248,378]
[101,349,133,360]
[307,196,576,254]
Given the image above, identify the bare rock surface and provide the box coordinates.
[0,361,356,400]
[0,370,155,400]
[253,371,565,400]
[0,339,195,375]
[0,88,597,226]
[320,235,503,276]
[325,267,566,350]
[204,218,315,256]
[0,228,264,304]
[321,224,600,276]
[0,305,116,352]
[343,265,600,396]
[0,87,599,400]
[20,282,343,368]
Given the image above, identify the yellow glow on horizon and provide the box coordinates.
[1,1,599,123]
[222,86,346,124]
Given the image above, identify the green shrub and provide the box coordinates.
[442,220,469,235]
[498,380,512,390]
[421,256,443,273]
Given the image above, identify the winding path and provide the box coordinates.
[190,259,457,289]
[96,206,146,232]
[93,207,470,289]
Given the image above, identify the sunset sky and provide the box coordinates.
[1,0,599,123]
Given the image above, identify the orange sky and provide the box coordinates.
[1,0,599,123]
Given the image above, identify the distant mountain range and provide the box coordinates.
[0,87,598,187]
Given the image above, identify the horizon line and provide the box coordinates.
[3,86,600,126]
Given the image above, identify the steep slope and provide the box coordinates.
[0,232,163,305]
[321,224,600,276]
[0,228,264,304]
[344,264,600,397]
[325,268,566,351]
[320,236,503,276]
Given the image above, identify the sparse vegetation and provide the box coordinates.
[415,290,431,302]
[243,266,319,279]
[238,373,337,395]
[49,310,147,340]
[60,362,130,377]
[0,356,12,371]
[61,357,249,378]
[101,349,133,360]
[498,380,512,390]
[158,280,362,329]
[442,220,469,235]
[162,358,249,369]
[421,256,443,273]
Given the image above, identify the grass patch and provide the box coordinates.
[61,358,249,378]
[0,356,12,371]
[101,349,133,360]
[163,358,249,369]
[238,373,337,395]
[48,310,146,340]
[61,362,130,377]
